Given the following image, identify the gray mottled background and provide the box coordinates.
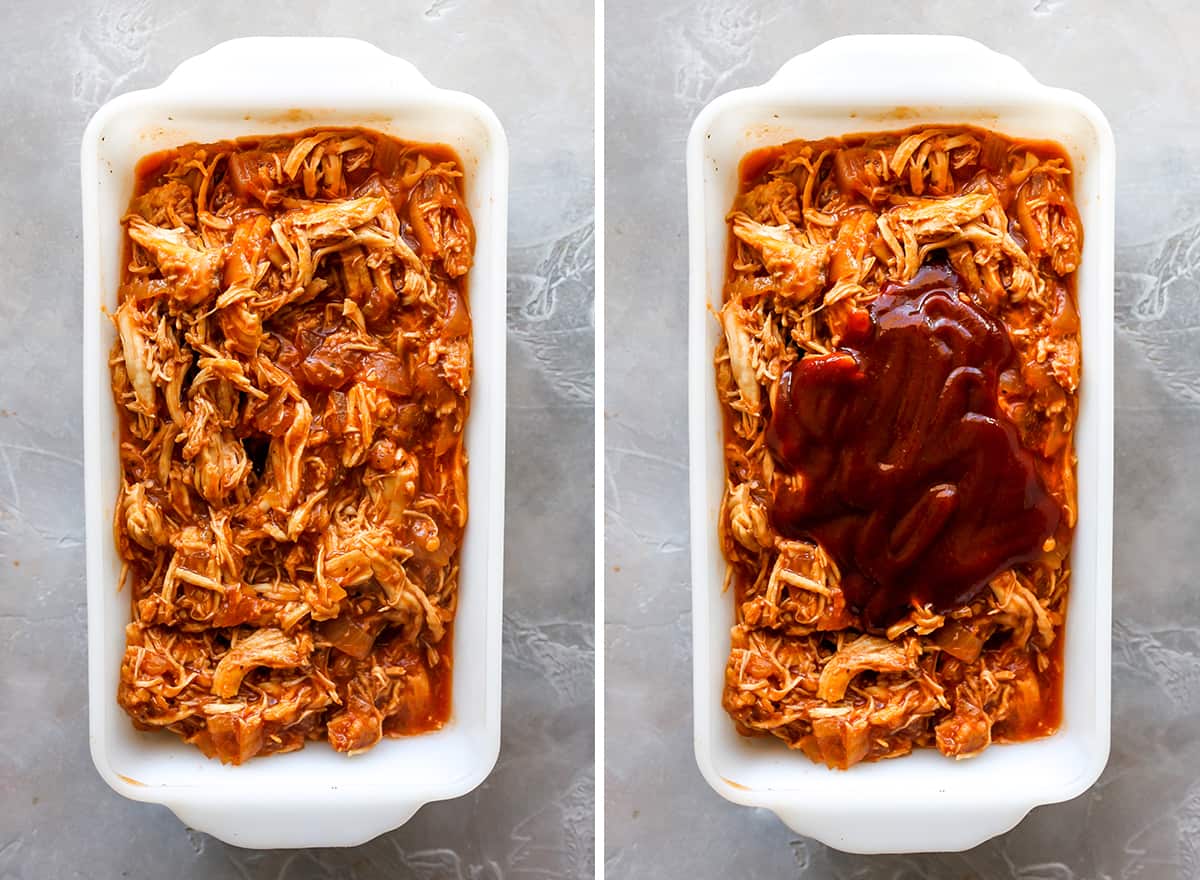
[0,0,594,877]
[606,2,1200,878]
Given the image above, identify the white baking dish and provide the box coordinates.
[81,37,507,848]
[687,35,1113,854]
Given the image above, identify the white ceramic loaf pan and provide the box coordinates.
[687,35,1114,854]
[81,37,507,848]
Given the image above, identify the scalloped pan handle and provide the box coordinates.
[766,35,1041,100]
[160,37,432,101]
[167,799,423,849]
[773,801,1032,854]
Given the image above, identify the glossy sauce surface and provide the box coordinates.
[767,261,1060,627]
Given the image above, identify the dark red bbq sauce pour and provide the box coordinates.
[766,260,1060,628]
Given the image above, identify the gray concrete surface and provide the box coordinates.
[605,2,1200,878]
[0,1,594,877]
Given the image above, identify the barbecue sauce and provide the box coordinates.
[766,260,1060,627]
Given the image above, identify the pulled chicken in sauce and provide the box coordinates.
[111,128,473,763]
[717,126,1081,768]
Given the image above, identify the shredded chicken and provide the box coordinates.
[816,635,913,702]
[718,126,1080,769]
[112,128,474,763]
